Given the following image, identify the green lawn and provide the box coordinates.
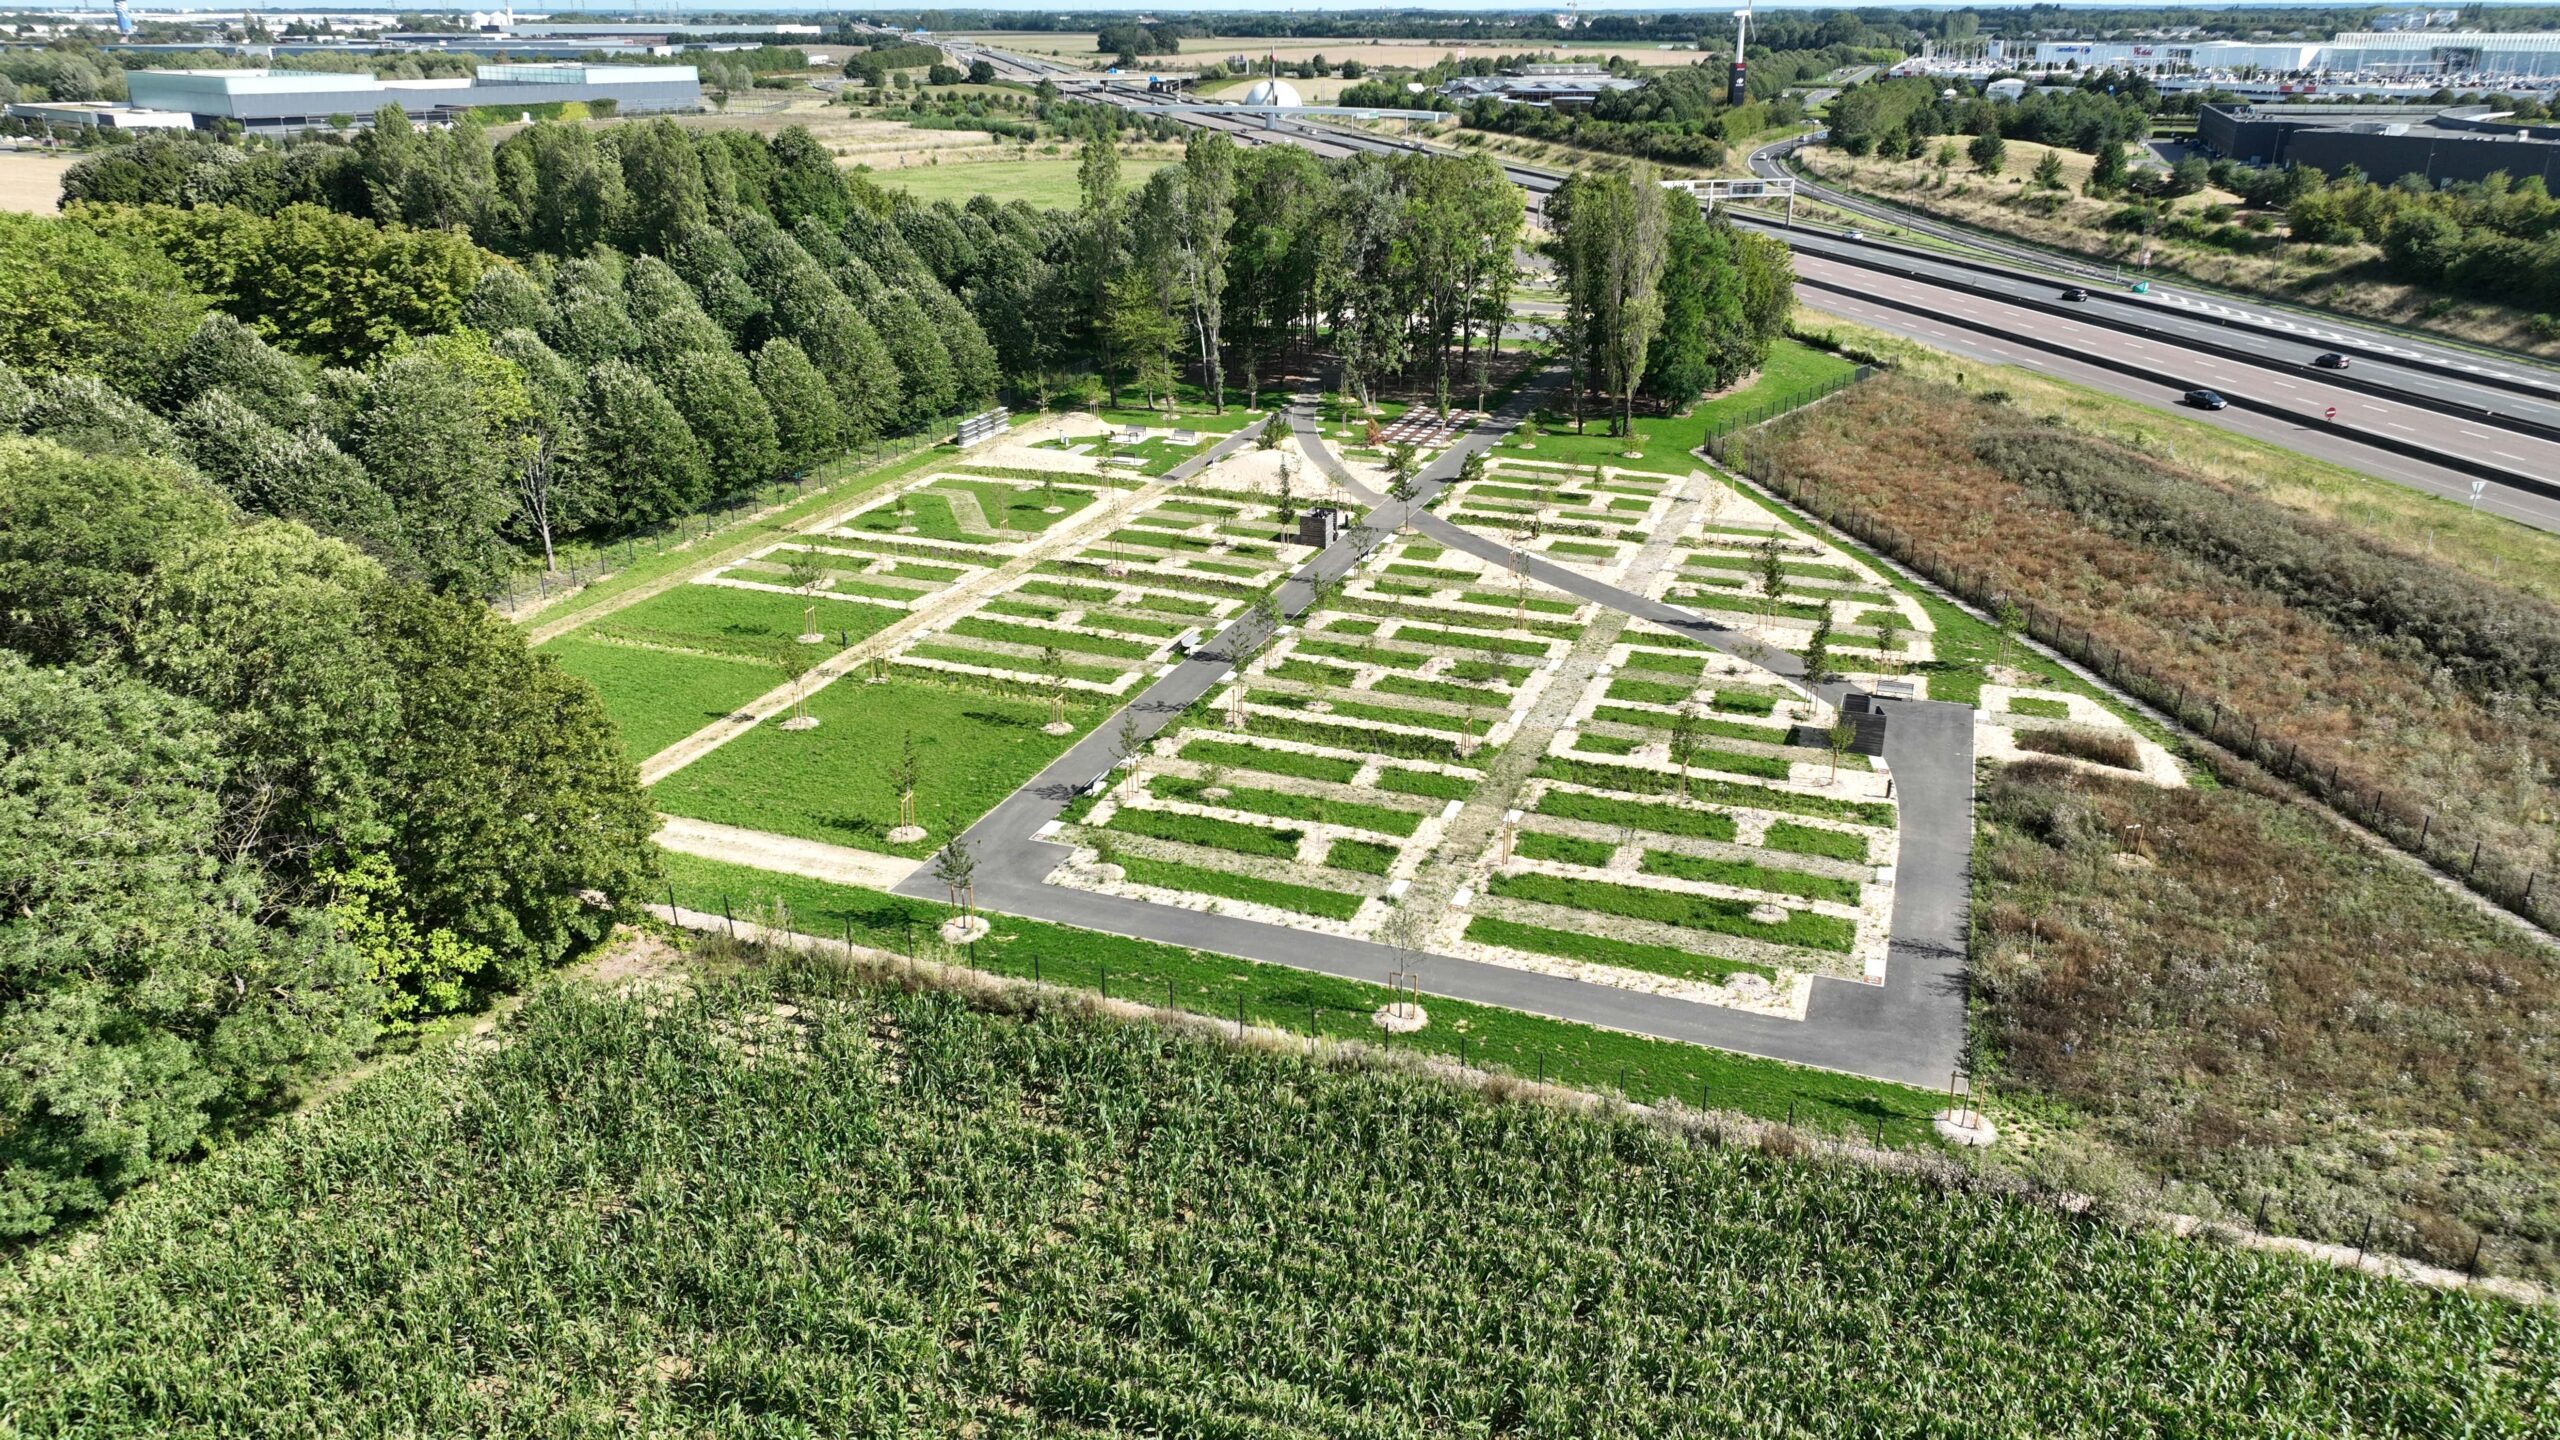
[650,676,1104,858]
[868,157,1171,208]
[539,636,777,760]
[578,583,894,661]
[1506,338,1859,469]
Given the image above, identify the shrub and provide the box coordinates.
[2013,725,2142,771]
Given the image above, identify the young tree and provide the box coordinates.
[1873,608,1904,673]
[932,835,979,916]
[1827,715,1857,783]
[2089,139,2129,193]
[1668,701,1700,794]
[1996,597,2025,670]
[891,729,923,835]
[2032,148,2067,191]
[1757,533,1785,623]
[785,547,825,641]
[772,637,819,729]
[1804,609,1835,683]
[1969,129,2008,176]
[1040,643,1069,729]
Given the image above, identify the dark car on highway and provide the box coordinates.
[2183,389,2229,410]
[2313,352,2350,369]
[2061,286,2090,301]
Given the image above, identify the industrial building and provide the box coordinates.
[2197,103,2560,187]
[2,99,194,130]
[2031,31,2560,82]
[124,62,699,133]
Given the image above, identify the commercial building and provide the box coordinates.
[2,99,194,130]
[125,62,699,133]
[1438,62,1641,108]
[2197,102,2560,187]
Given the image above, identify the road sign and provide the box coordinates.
[2323,405,2337,422]
[2471,479,2488,507]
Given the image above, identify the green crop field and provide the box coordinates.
[539,636,777,759]
[650,676,1103,857]
[5,956,2543,1436]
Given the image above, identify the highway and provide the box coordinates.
[943,35,2560,525]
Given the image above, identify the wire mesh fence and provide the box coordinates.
[1698,363,1878,444]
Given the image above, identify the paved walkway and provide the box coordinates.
[890,387,1974,1087]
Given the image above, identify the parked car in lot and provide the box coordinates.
[2313,352,2350,370]
[2183,389,2229,410]
[2061,286,2090,301]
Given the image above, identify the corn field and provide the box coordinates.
[1,961,2548,1436]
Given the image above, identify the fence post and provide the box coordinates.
[721,893,734,939]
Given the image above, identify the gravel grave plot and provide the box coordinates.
[1649,475,1939,688]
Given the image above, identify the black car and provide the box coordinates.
[2183,389,2229,410]
[2313,352,2350,370]
[2061,286,2090,301]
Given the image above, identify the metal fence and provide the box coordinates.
[1698,363,1878,444]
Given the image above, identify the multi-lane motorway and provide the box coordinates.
[940,34,2560,527]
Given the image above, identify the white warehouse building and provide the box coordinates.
[2032,31,2560,80]
[126,63,700,134]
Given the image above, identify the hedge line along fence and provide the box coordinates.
[1711,427,2560,937]
[485,418,966,615]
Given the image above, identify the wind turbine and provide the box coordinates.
[1727,1,1752,107]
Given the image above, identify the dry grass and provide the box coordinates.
[0,151,76,215]
[1729,375,2560,915]
[1975,759,2560,1279]
[2012,725,2142,771]
[1795,145,2560,357]
[1794,308,2560,610]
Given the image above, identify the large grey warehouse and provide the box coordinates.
[125,63,700,134]
[2197,102,2560,187]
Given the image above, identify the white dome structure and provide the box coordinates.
[1240,77,1303,108]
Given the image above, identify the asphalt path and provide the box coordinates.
[899,385,1972,1087]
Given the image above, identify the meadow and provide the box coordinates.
[866,156,1170,208]
[3,952,2547,1436]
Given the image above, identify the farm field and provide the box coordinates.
[866,155,1171,207]
[3,954,2543,1436]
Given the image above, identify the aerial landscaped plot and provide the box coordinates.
[538,635,777,760]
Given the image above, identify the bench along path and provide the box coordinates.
[898,383,1972,1089]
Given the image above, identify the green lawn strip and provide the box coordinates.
[938,478,1095,533]
[2008,696,2072,720]
[1590,704,1792,747]
[1458,590,1579,614]
[1116,854,1364,919]
[1256,691,1480,737]
[1175,738,1361,784]
[1290,638,1432,670]
[1675,590,1834,625]
[1385,563,1480,584]
[1683,553,1858,584]
[654,852,1939,1138]
[1488,872,1855,953]
[1369,578,1439,598]
[904,644,1128,684]
[1042,560,1260,599]
[1535,788,1740,842]
[1322,838,1400,876]
[1151,775,1424,838]
[538,636,776,760]
[1245,711,1490,766]
[1640,850,1861,905]
[1607,675,1697,706]
[1545,541,1621,559]
[947,616,1157,661]
[1621,628,1714,651]
[580,583,886,660]
[1320,617,1381,636]
[1105,807,1302,860]
[1105,527,1219,552]
[1334,597,1583,641]
[1079,612,1193,639]
[1267,658,1364,688]
[518,443,948,631]
[982,598,1064,620]
[844,492,1002,545]
[1618,648,1706,676]
[651,677,1102,859]
[1391,625,1553,657]
[1401,543,1445,561]
[1764,821,1871,864]
[1535,757,1893,825]
[1514,831,1615,866]
[1371,673,1518,708]
[1573,732,1642,756]
[1466,914,1776,985]
[1377,767,1476,801]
